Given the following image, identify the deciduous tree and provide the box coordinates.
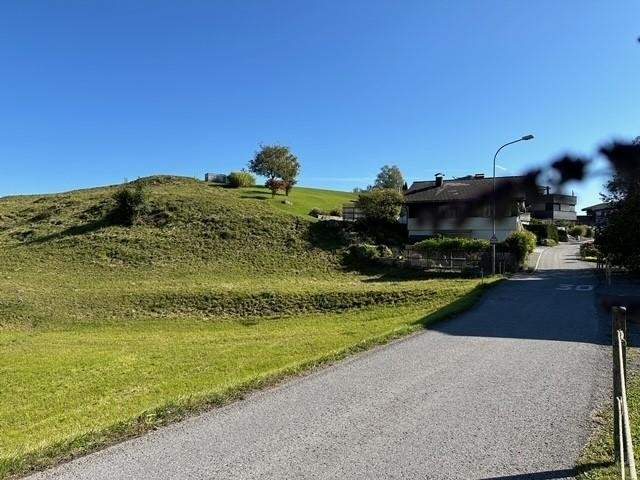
[373,165,404,191]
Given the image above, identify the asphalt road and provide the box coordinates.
[29,243,609,480]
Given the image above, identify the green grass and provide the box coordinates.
[231,185,357,218]
[576,351,640,479]
[0,281,496,478]
[0,176,496,478]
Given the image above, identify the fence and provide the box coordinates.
[403,248,483,274]
[403,247,518,275]
[612,306,637,479]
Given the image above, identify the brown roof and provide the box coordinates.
[404,176,527,203]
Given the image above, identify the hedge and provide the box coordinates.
[524,223,559,243]
[412,237,490,255]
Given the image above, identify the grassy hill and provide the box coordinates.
[0,176,493,478]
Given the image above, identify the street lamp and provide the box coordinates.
[491,134,534,275]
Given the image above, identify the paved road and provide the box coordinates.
[29,243,609,480]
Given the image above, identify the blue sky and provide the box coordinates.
[1,1,639,209]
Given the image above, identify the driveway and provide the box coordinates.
[28,243,609,480]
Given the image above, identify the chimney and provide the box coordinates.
[474,173,485,179]
[435,173,444,187]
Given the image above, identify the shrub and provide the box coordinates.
[265,178,286,197]
[569,225,585,237]
[356,189,404,223]
[584,226,593,238]
[524,223,559,244]
[228,171,256,188]
[557,229,568,242]
[345,243,380,262]
[111,183,147,226]
[541,238,558,247]
[329,208,342,217]
[501,230,536,263]
[309,208,324,218]
[413,237,489,255]
[580,242,599,259]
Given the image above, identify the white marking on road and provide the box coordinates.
[533,248,546,272]
[555,284,594,291]
[575,284,594,291]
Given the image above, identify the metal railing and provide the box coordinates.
[613,306,637,479]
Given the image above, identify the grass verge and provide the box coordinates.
[0,279,499,479]
[576,349,640,479]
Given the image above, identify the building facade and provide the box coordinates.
[404,174,529,242]
[581,202,614,228]
[529,189,577,223]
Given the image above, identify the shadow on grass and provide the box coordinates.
[239,195,268,201]
[477,461,612,479]
[27,218,111,244]
[362,269,475,283]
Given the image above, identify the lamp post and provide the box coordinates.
[491,134,534,275]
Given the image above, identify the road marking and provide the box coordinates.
[533,248,546,272]
[556,284,594,291]
[576,284,594,291]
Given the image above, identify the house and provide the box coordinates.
[529,187,577,223]
[204,173,228,184]
[404,174,529,242]
[581,202,614,228]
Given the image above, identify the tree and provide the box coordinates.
[373,165,404,191]
[601,136,640,203]
[278,155,300,196]
[248,144,300,196]
[356,189,404,223]
[596,138,640,272]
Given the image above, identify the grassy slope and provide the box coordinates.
[0,177,492,478]
[233,185,356,217]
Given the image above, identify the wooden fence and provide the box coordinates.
[613,306,637,479]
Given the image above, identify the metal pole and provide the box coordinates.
[492,137,529,275]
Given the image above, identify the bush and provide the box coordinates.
[309,208,324,218]
[584,226,593,238]
[344,243,395,266]
[413,237,489,255]
[228,171,256,188]
[329,208,342,217]
[557,229,568,242]
[580,242,599,258]
[569,225,585,237]
[345,243,381,262]
[265,178,286,197]
[501,230,536,263]
[524,223,559,244]
[541,238,558,247]
[111,183,146,226]
[356,189,403,223]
